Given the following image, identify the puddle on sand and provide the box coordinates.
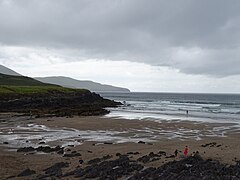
[0,123,154,150]
[0,119,238,150]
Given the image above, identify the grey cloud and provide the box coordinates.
[0,0,240,76]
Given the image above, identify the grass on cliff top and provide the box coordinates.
[0,85,89,95]
[0,73,53,86]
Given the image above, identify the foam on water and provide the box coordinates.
[100,92,240,124]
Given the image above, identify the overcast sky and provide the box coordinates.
[0,0,240,93]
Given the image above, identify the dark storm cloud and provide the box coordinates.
[0,0,240,76]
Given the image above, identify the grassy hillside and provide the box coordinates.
[0,73,54,86]
[0,73,120,116]
[0,85,89,96]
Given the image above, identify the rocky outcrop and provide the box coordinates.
[130,154,240,180]
[0,90,121,116]
[17,168,36,177]
[13,153,240,179]
[17,145,64,153]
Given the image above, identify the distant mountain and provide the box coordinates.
[0,73,57,86]
[0,65,22,76]
[35,76,130,92]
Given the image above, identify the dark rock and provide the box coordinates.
[87,150,93,153]
[3,142,9,144]
[104,142,113,145]
[17,168,36,177]
[57,149,64,154]
[36,145,63,153]
[151,158,161,162]
[52,153,240,179]
[116,153,121,156]
[137,152,161,163]
[39,141,45,144]
[62,168,83,177]
[158,151,167,156]
[103,155,112,160]
[130,154,240,180]
[43,162,69,177]
[166,155,175,158]
[201,142,217,147]
[63,152,81,157]
[79,160,84,164]
[137,141,146,144]
[74,155,143,179]
[0,90,122,116]
[127,152,135,155]
[137,155,151,163]
[17,147,35,152]
[88,158,102,164]
[88,155,112,164]
[149,152,155,157]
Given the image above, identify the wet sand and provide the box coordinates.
[0,115,240,179]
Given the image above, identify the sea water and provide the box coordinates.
[100,92,240,124]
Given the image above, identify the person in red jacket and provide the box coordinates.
[184,146,189,156]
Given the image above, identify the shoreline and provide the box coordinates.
[0,114,240,179]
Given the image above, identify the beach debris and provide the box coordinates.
[17,168,36,177]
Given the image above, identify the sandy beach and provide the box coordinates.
[0,114,240,179]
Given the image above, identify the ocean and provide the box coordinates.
[100,92,240,124]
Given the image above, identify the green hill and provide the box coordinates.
[0,73,121,116]
[0,73,54,86]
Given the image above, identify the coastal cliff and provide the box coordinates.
[0,86,121,116]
